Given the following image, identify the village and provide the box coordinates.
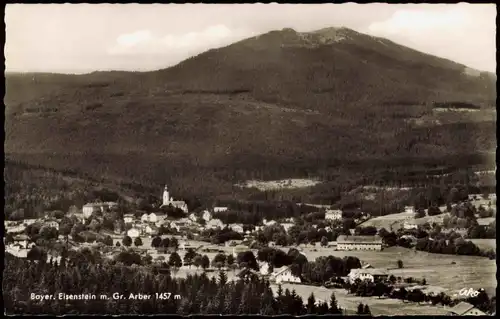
[4,184,497,316]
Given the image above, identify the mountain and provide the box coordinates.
[4,27,496,196]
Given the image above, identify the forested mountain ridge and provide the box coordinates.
[4,27,496,198]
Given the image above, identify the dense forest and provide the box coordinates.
[3,253,342,315]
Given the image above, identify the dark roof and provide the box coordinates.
[337,235,382,243]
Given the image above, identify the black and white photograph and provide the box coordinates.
[3,3,497,316]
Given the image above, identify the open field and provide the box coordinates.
[237,178,321,191]
[269,284,450,316]
[361,210,448,231]
[288,246,496,296]
[469,239,496,250]
[477,217,495,226]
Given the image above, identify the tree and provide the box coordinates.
[237,251,258,270]
[226,254,235,267]
[397,259,404,269]
[168,252,182,269]
[134,236,142,247]
[103,235,113,246]
[122,236,132,247]
[328,292,341,314]
[363,304,371,315]
[357,303,364,315]
[201,255,210,270]
[306,293,316,314]
[193,255,203,269]
[184,248,197,267]
[320,236,328,247]
[151,236,162,248]
[116,241,121,247]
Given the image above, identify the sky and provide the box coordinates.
[5,3,497,74]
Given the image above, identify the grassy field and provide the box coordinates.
[291,246,496,296]
[361,210,449,231]
[269,284,450,316]
[469,238,496,250]
[477,217,495,226]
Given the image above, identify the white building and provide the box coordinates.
[202,210,212,222]
[206,218,224,229]
[83,203,101,219]
[161,185,188,213]
[23,219,38,226]
[325,209,343,221]
[127,228,140,238]
[213,207,228,213]
[123,214,135,224]
[404,206,415,214]
[280,223,295,232]
[336,235,383,251]
[403,221,418,230]
[270,266,301,284]
[45,220,59,230]
[259,262,271,275]
[145,225,159,236]
[263,219,277,226]
[348,268,389,284]
[189,213,198,222]
[141,213,149,223]
[229,224,244,233]
[148,213,158,224]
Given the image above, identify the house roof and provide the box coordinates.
[448,302,477,315]
[361,263,373,269]
[271,266,291,277]
[337,235,382,243]
[349,268,388,276]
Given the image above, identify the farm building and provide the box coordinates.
[336,235,383,251]
[270,266,301,284]
[229,224,244,233]
[348,268,389,283]
[325,209,342,221]
[213,207,228,213]
[145,225,159,236]
[403,221,419,230]
[259,262,271,275]
[447,301,486,316]
[263,219,277,226]
[206,218,224,229]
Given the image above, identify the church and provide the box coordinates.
[161,185,188,213]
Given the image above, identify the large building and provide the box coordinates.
[161,185,188,213]
[336,235,383,251]
[325,209,343,221]
[447,301,486,316]
[348,268,389,283]
[270,266,302,284]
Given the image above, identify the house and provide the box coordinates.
[361,263,373,269]
[206,218,224,229]
[270,266,301,284]
[404,206,415,214]
[141,213,150,223]
[447,301,486,316]
[263,219,277,226]
[259,261,271,275]
[229,224,244,233]
[127,228,140,238]
[268,241,276,247]
[82,203,101,219]
[336,235,383,251]
[189,213,198,222]
[145,225,159,236]
[202,210,212,222]
[403,221,418,230]
[232,245,248,258]
[23,219,37,226]
[280,223,295,232]
[123,214,135,224]
[161,185,188,213]
[325,209,343,221]
[348,268,389,283]
[148,213,158,224]
[213,207,228,213]
[45,219,59,230]
[13,234,29,249]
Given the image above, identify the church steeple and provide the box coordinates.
[162,185,170,206]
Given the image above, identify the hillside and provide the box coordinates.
[4,27,496,197]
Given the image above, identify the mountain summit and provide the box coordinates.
[5,27,496,190]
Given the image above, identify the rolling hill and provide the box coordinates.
[4,27,496,197]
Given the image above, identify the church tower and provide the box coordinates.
[162,185,170,206]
